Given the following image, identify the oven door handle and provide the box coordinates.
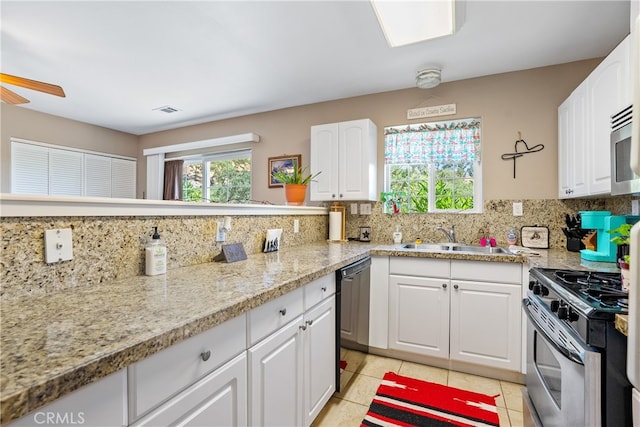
[523,299,585,365]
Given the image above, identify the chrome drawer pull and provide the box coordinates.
[279,308,287,316]
[200,350,211,362]
[306,320,314,326]
[442,283,447,289]
[454,284,459,290]
[321,286,327,292]
[299,324,307,331]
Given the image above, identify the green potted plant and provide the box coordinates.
[272,164,321,206]
[610,223,631,290]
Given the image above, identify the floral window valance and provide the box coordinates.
[384,118,481,165]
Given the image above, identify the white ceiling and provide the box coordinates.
[0,1,631,135]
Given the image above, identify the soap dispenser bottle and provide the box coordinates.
[145,226,167,276]
[393,225,403,244]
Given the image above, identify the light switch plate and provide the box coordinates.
[350,203,358,215]
[294,219,300,233]
[360,203,372,215]
[44,228,73,263]
[512,202,523,216]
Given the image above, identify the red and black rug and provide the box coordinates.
[362,372,500,427]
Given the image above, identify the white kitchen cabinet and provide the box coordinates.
[383,256,523,372]
[449,280,521,371]
[248,275,336,427]
[587,35,630,195]
[558,35,631,198]
[132,353,247,427]
[9,369,128,427]
[310,118,377,201]
[303,297,336,426]
[558,81,589,198]
[389,274,450,358]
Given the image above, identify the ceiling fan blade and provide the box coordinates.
[0,73,65,97]
[0,86,30,104]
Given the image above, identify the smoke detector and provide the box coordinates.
[416,68,441,89]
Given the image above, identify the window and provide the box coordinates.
[182,149,252,203]
[383,118,481,213]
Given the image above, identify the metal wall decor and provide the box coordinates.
[501,131,544,178]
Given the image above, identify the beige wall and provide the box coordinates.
[0,104,138,193]
[1,58,600,201]
[139,58,600,202]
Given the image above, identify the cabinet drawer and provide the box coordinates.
[9,369,127,427]
[451,260,521,284]
[304,274,335,310]
[132,352,247,427]
[389,257,450,278]
[248,287,304,346]
[128,314,246,420]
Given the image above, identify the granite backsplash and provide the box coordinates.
[1,196,637,300]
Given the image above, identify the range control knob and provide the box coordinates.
[557,303,569,320]
[540,285,549,296]
[550,300,560,312]
[528,280,536,290]
[532,283,542,295]
[568,308,579,323]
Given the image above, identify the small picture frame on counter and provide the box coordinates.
[359,226,371,242]
[214,243,247,263]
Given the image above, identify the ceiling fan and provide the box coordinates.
[0,73,66,104]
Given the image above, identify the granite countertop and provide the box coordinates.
[0,242,615,424]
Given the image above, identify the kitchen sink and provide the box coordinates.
[401,243,512,255]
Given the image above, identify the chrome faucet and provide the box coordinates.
[436,224,456,243]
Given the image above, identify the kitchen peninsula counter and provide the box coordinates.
[0,242,612,424]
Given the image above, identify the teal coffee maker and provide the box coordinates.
[580,211,639,262]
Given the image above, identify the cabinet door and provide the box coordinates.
[587,38,628,195]
[449,280,521,371]
[303,297,336,427]
[558,82,588,198]
[132,353,247,427]
[249,316,304,427]
[310,123,339,201]
[338,119,376,201]
[388,275,450,358]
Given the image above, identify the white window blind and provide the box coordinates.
[10,139,136,198]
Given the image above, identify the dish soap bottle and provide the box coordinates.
[145,226,167,276]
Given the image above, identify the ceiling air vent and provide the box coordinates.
[153,105,181,114]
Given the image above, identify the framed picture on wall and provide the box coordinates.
[268,154,301,188]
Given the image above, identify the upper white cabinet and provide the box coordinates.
[558,35,631,198]
[310,118,378,201]
[558,81,589,198]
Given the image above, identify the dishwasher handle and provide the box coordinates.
[340,257,371,279]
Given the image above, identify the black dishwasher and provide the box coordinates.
[335,256,371,391]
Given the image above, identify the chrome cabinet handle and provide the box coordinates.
[279,308,287,316]
[299,324,307,331]
[442,283,447,289]
[200,350,211,362]
[306,320,314,326]
[321,286,327,292]
[454,284,459,290]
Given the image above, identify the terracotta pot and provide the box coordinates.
[283,184,307,206]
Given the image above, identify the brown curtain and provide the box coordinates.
[163,160,184,200]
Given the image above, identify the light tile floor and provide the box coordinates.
[312,349,525,427]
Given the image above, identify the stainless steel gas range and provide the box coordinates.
[523,268,633,427]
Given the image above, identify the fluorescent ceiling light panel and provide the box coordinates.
[371,0,455,47]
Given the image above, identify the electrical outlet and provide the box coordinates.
[44,228,73,263]
[632,200,639,216]
[512,202,523,216]
[350,203,358,215]
[294,219,300,233]
[216,221,226,242]
[360,203,372,215]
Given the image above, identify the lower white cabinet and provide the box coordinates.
[388,275,450,358]
[248,279,336,427]
[9,369,128,427]
[132,353,247,426]
[449,280,521,371]
[386,257,523,372]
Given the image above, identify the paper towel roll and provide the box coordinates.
[329,211,342,240]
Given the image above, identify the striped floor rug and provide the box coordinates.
[362,372,500,427]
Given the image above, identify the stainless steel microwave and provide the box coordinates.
[611,105,640,195]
